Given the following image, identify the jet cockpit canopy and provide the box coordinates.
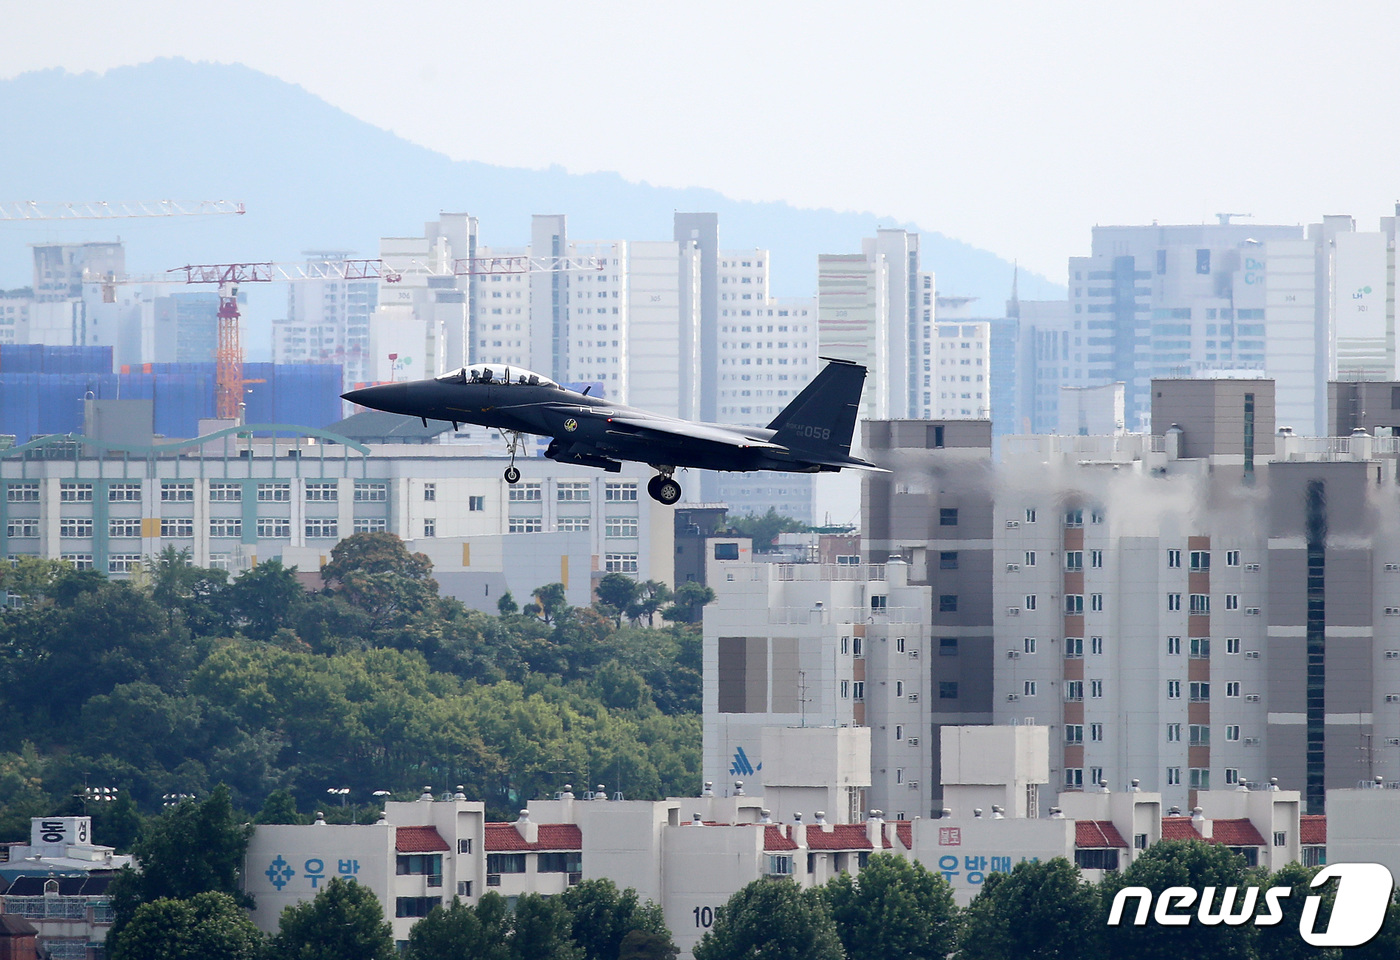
[439,364,557,388]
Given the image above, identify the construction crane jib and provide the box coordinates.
[0,200,245,220]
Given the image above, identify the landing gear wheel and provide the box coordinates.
[648,475,682,505]
[503,429,524,484]
[504,466,521,484]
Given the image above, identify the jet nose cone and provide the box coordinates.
[342,381,413,413]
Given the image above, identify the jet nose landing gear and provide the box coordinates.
[647,470,682,505]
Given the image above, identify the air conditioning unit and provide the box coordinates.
[1006,520,1021,528]
[1387,607,1400,617]
[907,693,919,703]
[908,781,920,789]
[1245,607,1261,616]
[1388,651,1400,660]
[1006,693,1020,701]
[1245,651,1261,659]
[1007,650,1021,659]
[908,649,919,659]
[1245,563,1260,571]
[1387,564,1400,572]
[908,737,920,746]
[1007,607,1021,616]
[1006,563,1021,572]
[1387,695,1400,704]
[1388,738,1400,747]
[1244,737,1261,746]
[1245,694,1261,702]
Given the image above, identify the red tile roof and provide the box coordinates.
[1161,817,1204,840]
[895,822,912,849]
[395,826,450,853]
[805,824,875,850]
[1210,819,1267,847]
[1301,815,1327,845]
[484,823,583,852]
[762,824,797,852]
[1076,820,1128,848]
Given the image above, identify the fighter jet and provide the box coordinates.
[341,357,883,504]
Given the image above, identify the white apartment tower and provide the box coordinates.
[273,250,379,388]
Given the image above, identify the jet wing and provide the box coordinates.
[602,415,786,451]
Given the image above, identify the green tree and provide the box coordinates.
[619,929,680,960]
[528,583,571,625]
[959,857,1099,960]
[661,582,715,624]
[1254,861,1341,960]
[108,785,252,935]
[405,895,512,960]
[625,581,673,627]
[726,508,806,551]
[273,876,394,960]
[825,853,958,960]
[320,532,440,637]
[1351,891,1400,959]
[497,591,519,616]
[254,788,304,824]
[147,545,231,637]
[226,559,305,642]
[109,891,266,960]
[510,892,581,960]
[595,573,641,626]
[560,878,673,960]
[1100,839,1255,960]
[693,878,844,960]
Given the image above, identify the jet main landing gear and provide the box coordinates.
[647,469,682,505]
[503,431,524,484]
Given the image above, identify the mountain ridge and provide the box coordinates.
[0,58,1064,316]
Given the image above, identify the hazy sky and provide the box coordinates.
[6,0,1400,279]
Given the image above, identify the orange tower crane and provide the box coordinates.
[169,255,601,419]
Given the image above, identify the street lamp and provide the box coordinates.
[162,793,195,808]
[327,787,350,807]
[77,786,118,813]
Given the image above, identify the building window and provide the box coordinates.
[1090,679,1104,698]
[469,496,485,511]
[841,680,849,698]
[1064,681,1083,701]
[1167,680,1181,699]
[354,518,387,533]
[1025,551,1037,566]
[939,595,958,612]
[354,481,387,502]
[209,518,241,538]
[1167,723,1181,741]
[305,518,338,538]
[1167,767,1181,785]
[604,553,638,573]
[1025,680,1038,697]
[605,517,639,539]
[895,724,904,740]
[895,680,905,698]
[1090,723,1103,742]
[938,682,958,699]
[424,483,437,502]
[940,551,959,569]
[1091,549,1103,568]
[1025,508,1037,523]
[1065,768,1083,788]
[537,852,582,874]
[60,554,94,570]
[1023,637,1037,654]
[257,517,291,538]
[396,897,441,918]
[558,516,589,532]
[1189,724,1210,745]
[258,482,291,502]
[7,482,39,502]
[108,554,142,574]
[557,482,590,502]
[939,637,958,656]
[1226,637,1241,655]
[1189,682,1210,702]
[1190,550,1210,572]
[1064,594,1084,614]
[1226,725,1240,742]
[509,517,542,534]
[1225,595,1239,611]
[397,854,443,886]
[161,482,194,502]
[1090,594,1103,612]
[59,518,93,538]
[423,519,437,538]
[1167,636,1181,655]
[1226,550,1241,567]
[160,518,194,538]
[110,482,143,501]
[1190,594,1210,615]
[1190,768,1211,790]
[1064,551,1083,571]
[60,482,93,502]
[1090,636,1104,655]
[853,681,865,701]
[1168,549,1181,568]
[1065,637,1083,658]
[1065,724,1083,743]
[1168,594,1182,611]
[605,482,638,502]
[939,508,958,526]
[305,481,338,502]
[1064,509,1083,528]
[1025,595,1037,611]
[109,518,141,538]
[486,853,526,875]
[1226,681,1241,697]
[1189,637,1211,659]
[509,482,542,502]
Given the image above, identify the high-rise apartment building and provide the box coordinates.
[273,251,379,388]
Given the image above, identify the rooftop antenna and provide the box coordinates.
[797,669,811,728]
